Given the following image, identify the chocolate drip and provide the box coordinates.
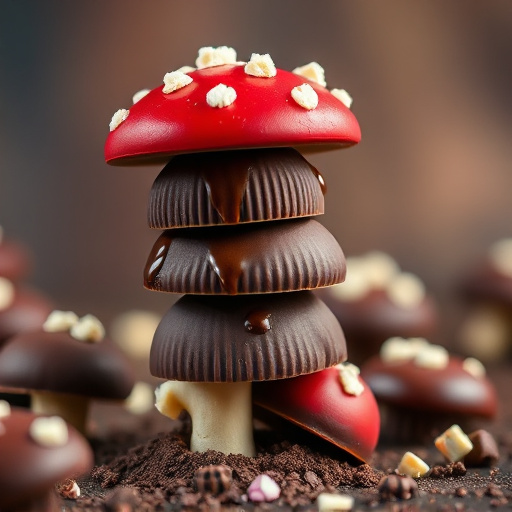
[144,233,172,288]
[244,310,272,334]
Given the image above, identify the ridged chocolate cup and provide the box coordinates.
[148,148,326,228]
[144,218,345,295]
[150,291,347,382]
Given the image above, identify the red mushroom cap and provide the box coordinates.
[105,64,360,165]
[253,365,380,463]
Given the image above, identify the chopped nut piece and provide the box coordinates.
[462,357,486,378]
[70,314,105,343]
[0,276,14,310]
[397,451,430,478]
[124,381,154,415]
[338,363,364,396]
[414,344,449,370]
[316,492,354,511]
[162,71,193,94]
[292,62,326,87]
[291,83,319,110]
[465,430,499,467]
[206,83,237,108]
[331,88,353,108]
[132,88,150,104]
[196,46,237,69]
[247,474,280,502]
[386,272,426,309]
[435,424,473,462]
[378,474,418,501]
[194,465,232,495]
[244,53,277,78]
[176,65,196,74]
[29,416,69,447]
[380,336,429,363]
[488,238,512,278]
[43,310,79,333]
[0,400,11,418]
[56,478,81,499]
[109,108,129,131]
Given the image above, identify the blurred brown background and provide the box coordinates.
[1,0,511,340]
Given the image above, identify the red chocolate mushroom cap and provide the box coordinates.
[253,365,380,463]
[105,64,360,165]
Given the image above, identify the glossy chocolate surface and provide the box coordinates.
[105,64,360,165]
[148,148,325,228]
[360,355,498,418]
[144,218,345,295]
[0,408,93,509]
[150,291,347,382]
[253,365,380,463]
[0,330,135,399]
[0,239,31,281]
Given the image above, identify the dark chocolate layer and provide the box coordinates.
[150,291,347,382]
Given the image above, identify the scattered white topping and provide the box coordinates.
[162,71,193,94]
[462,357,486,378]
[291,83,319,110]
[0,277,14,311]
[363,251,400,289]
[414,344,449,370]
[435,424,473,462]
[397,451,430,478]
[292,62,326,87]
[489,238,512,278]
[56,479,81,499]
[132,89,150,104]
[316,492,354,511]
[196,46,237,69]
[0,400,11,418]
[247,474,281,502]
[330,88,353,109]
[338,363,364,396]
[176,65,196,74]
[206,83,237,108]
[244,53,277,78]
[125,381,154,415]
[29,416,69,447]
[109,108,129,131]
[380,336,430,363]
[70,314,105,343]
[43,310,79,333]
[330,259,371,301]
[386,272,426,309]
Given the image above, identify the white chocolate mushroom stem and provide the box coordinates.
[156,380,255,456]
[31,392,89,435]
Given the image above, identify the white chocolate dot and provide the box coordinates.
[363,251,400,289]
[386,272,426,309]
[162,71,193,94]
[338,363,364,396]
[414,344,449,370]
[43,310,79,333]
[292,62,326,87]
[462,357,486,378]
[291,83,318,110]
[331,88,353,109]
[244,53,277,78]
[109,109,129,131]
[0,277,14,311]
[0,400,11,418]
[196,46,237,69]
[176,65,196,74]
[70,314,105,343]
[132,89,150,104]
[29,416,69,447]
[206,83,237,108]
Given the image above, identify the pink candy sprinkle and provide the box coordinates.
[247,474,281,502]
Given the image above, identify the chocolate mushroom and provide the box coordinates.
[0,406,93,511]
[0,311,135,434]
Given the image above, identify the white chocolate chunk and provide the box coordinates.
[462,357,486,378]
[338,363,364,396]
[244,53,277,78]
[292,62,326,87]
[380,336,430,363]
[176,65,196,74]
[125,381,154,415]
[488,238,512,278]
[0,400,11,418]
[70,314,105,343]
[196,46,237,69]
[386,272,425,309]
[435,424,473,462]
[397,451,430,478]
[316,492,354,511]
[414,344,449,370]
[132,89,150,104]
[331,88,353,109]
[162,71,193,94]
[329,259,371,301]
[109,108,129,131]
[0,277,14,311]
[29,416,69,447]
[291,83,319,110]
[206,83,236,108]
[43,310,79,333]
[363,251,400,289]
[56,479,81,499]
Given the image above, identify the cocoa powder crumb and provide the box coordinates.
[430,462,467,479]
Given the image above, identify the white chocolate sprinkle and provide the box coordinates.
[363,251,400,289]
[162,71,193,94]
[125,381,155,415]
[380,336,429,363]
[291,83,319,110]
[196,46,237,69]
[414,344,449,370]
[244,53,277,78]
[435,424,473,462]
[29,416,69,447]
[488,238,512,278]
[0,400,11,418]
[330,88,353,109]
[386,272,426,309]
[317,492,354,511]
[206,83,237,108]
[397,451,430,478]
[0,277,14,311]
[338,363,364,396]
[462,357,486,378]
[109,108,129,131]
[176,65,196,74]
[70,314,105,343]
[43,310,79,333]
[132,89,150,104]
[292,62,326,87]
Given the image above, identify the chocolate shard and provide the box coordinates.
[464,429,500,467]
[148,148,326,228]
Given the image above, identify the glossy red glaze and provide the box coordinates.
[105,64,361,165]
[253,365,380,463]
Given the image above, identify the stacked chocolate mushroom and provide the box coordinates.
[105,47,379,461]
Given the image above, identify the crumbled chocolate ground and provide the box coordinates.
[430,462,467,479]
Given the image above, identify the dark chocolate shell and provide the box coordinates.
[144,218,345,295]
[150,291,347,382]
[148,148,325,228]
